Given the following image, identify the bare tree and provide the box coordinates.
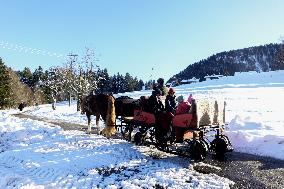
[44,67,64,110]
[44,48,103,111]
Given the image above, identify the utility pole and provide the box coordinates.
[67,53,78,69]
[67,53,78,107]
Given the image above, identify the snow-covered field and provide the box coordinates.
[120,71,284,160]
[1,70,284,188]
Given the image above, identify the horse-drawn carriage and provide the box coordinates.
[81,93,233,161]
[115,95,233,161]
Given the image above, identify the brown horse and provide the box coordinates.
[81,93,116,137]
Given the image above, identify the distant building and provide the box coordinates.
[166,81,178,87]
[204,74,223,80]
[180,77,199,85]
[166,83,172,87]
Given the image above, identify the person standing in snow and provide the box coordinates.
[165,88,177,114]
[157,78,169,96]
[18,102,25,111]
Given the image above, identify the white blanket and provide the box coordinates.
[196,99,226,126]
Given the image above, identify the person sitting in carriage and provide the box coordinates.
[156,78,169,96]
[147,88,164,114]
[175,95,191,115]
[174,94,195,142]
[165,88,177,115]
[148,88,174,145]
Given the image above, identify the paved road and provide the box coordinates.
[13,113,99,133]
[193,152,284,189]
[13,113,284,189]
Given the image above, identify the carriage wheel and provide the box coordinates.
[220,135,232,146]
[210,136,228,157]
[121,124,133,142]
[220,135,234,152]
[120,125,127,135]
[189,139,208,161]
[148,127,156,143]
[201,139,210,153]
[121,127,130,140]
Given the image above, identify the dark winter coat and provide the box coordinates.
[18,102,25,111]
[165,95,177,114]
[147,95,164,114]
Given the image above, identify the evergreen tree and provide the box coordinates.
[118,73,126,93]
[18,67,33,87]
[273,44,284,70]
[32,66,45,87]
[0,59,40,109]
[136,79,144,91]
[124,72,133,92]
[96,68,110,93]
[0,58,12,109]
[110,75,118,94]
[110,73,125,94]
[41,70,54,103]
[102,68,111,92]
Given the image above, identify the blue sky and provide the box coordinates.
[1,0,284,81]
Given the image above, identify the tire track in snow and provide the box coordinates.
[13,113,92,132]
[7,112,235,188]
[0,127,126,188]
[0,150,103,188]
[0,155,60,186]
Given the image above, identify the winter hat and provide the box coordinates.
[157,78,164,85]
[176,95,184,103]
[169,88,175,94]
[188,94,193,103]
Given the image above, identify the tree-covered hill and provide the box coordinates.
[169,43,284,83]
[0,58,45,109]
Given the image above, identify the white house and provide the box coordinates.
[180,77,199,85]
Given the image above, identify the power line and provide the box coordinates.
[0,41,66,59]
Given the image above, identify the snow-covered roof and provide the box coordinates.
[181,77,199,83]
[204,74,223,78]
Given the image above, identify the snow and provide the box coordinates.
[0,110,233,188]
[124,71,284,160]
[1,70,284,188]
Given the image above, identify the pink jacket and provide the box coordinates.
[175,101,191,115]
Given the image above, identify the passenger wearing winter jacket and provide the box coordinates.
[172,95,190,143]
[165,88,177,114]
[175,95,191,115]
[148,88,164,114]
[157,78,169,96]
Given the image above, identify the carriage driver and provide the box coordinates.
[157,78,169,96]
[165,88,177,114]
[148,88,164,114]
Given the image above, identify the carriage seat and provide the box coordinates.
[133,109,155,125]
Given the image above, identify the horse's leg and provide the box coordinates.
[87,113,91,132]
[96,114,100,128]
